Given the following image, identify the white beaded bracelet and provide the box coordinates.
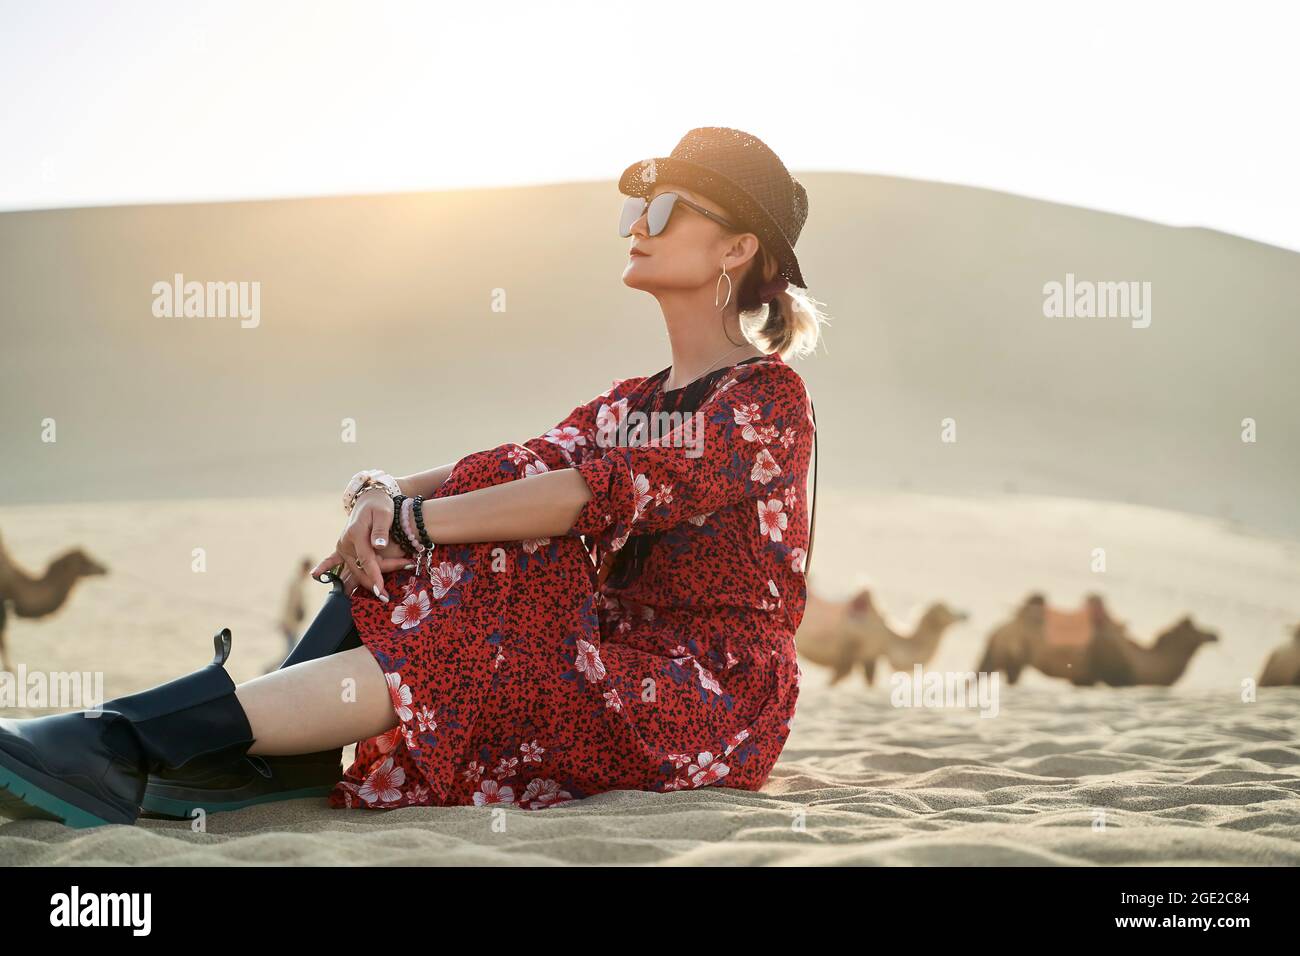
[343,469,400,514]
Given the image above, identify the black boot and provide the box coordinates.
[0,629,255,829]
[140,572,362,820]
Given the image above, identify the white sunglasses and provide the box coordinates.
[619,191,741,238]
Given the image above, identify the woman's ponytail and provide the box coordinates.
[736,247,830,361]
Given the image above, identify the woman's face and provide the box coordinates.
[622,184,757,295]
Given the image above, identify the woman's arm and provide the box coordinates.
[420,467,593,543]
[405,375,645,542]
[395,462,456,499]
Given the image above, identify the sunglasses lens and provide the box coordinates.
[620,192,682,237]
[646,193,677,236]
[619,196,645,237]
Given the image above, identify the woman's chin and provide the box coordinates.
[622,264,655,291]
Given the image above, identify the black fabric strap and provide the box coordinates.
[806,396,817,577]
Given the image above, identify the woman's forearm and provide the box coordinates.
[396,463,456,499]
[420,467,593,544]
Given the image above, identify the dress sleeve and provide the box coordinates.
[568,360,812,552]
[520,376,647,473]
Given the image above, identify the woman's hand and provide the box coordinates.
[309,490,414,601]
[333,540,413,599]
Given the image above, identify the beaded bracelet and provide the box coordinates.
[388,495,416,557]
[344,470,400,515]
[399,496,426,557]
[413,495,434,550]
[409,496,440,582]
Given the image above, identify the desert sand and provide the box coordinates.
[1,490,1296,866]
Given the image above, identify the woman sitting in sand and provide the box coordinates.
[0,128,828,827]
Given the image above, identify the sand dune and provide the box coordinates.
[1,174,1298,538]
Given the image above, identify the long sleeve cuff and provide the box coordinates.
[571,455,622,539]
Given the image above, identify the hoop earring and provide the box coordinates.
[721,309,747,347]
[717,260,749,348]
[714,262,733,311]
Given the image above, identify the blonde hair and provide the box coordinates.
[733,244,830,361]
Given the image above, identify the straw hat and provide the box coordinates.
[618,127,810,289]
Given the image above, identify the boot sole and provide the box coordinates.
[0,748,134,828]
[140,783,337,819]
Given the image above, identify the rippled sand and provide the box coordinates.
[2,676,1297,865]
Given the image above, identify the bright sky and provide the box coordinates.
[3,0,1297,251]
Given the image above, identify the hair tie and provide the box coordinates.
[759,277,789,304]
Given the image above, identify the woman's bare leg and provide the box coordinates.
[235,645,399,755]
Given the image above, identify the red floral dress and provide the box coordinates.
[328,352,814,811]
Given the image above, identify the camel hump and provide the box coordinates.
[848,589,873,616]
[1044,606,1093,647]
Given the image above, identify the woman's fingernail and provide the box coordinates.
[375,537,386,547]
[404,563,415,570]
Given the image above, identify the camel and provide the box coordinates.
[1084,614,1218,687]
[796,585,883,685]
[978,593,1043,684]
[1258,624,1300,686]
[978,593,1125,685]
[795,582,967,686]
[884,603,969,671]
[0,529,108,672]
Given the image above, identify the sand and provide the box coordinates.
[2,491,1297,865]
[2,680,1299,866]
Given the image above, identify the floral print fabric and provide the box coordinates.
[329,352,814,812]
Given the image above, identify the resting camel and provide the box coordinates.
[1258,624,1300,686]
[796,585,881,685]
[978,593,1127,685]
[1085,614,1218,687]
[0,529,108,672]
[795,582,967,686]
